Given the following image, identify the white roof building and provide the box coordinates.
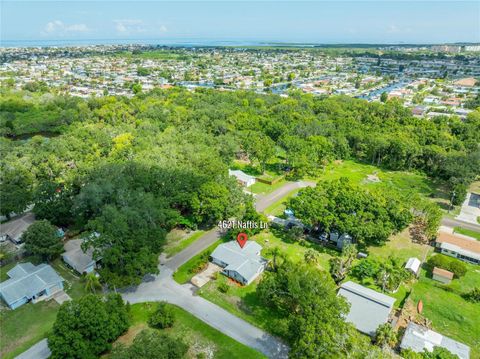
[228,169,256,187]
[210,241,268,285]
[400,322,470,359]
[405,257,421,276]
[338,281,396,336]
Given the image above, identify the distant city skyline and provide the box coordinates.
[2,1,479,46]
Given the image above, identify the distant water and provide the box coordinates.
[0,38,318,48]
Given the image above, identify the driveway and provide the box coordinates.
[255,180,316,212]
[455,192,480,225]
[14,339,50,359]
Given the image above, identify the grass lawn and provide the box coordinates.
[454,227,480,241]
[308,160,435,196]
[197,275,283,337]
[263,188,301,216]
[254,229,336,271]
[410,265,480,358]
[164,230,206,257]
[113,303,266,359]
[250,179,287,195]
[368,228,433,263]
[0,258,87,359]
[172,241,220,284]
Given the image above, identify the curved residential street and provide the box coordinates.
[16,181,315,359]
[121,181,317,359]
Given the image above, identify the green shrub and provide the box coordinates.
[147,302,175,329]
[218,282,229,293]
[462,287,480,303]
[427,254,467,278]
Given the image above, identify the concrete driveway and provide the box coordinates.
[456,192,480,225]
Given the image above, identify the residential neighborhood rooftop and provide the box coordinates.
[338,281,396,336]
[400,322,470,359]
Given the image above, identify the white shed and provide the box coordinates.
[405,257,421,276]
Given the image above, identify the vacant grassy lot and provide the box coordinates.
[114,303,266,359]
[164,230,205,257]
[410,264,480,358]
[0,258,86,359]
[368,228,432,263]
[454,227,480,241]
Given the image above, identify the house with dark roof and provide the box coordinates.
[210,241,268,285]
[400,322,470,359]
[338,281,396,336]
[0,262,64,309]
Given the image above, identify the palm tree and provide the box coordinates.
[85,272,102,294]
[269,247,281,271]
[304,249,319,265]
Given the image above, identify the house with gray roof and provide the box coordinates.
[0,262,64,309]
[0,212,36,245]
[210,241,268,285]
[338,281,396,336]
[400,322,470,359]
[62,238,97,274]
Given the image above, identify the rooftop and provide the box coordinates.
[432,267,454,279]
[338,281,395,336]
[0,263,64,304]
[400,322,470,359]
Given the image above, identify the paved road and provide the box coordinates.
[442,217,480,232]
[122,268,289,358]
[255,180,316,212]
[14,339,50,359]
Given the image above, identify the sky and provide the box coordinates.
[1,1,479,45]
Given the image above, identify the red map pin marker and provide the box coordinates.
[236,232,248,248]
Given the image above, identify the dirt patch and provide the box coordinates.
[114,323,147,346]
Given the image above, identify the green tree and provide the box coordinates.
[329,244,358,283]
[374,323,397,348]
[257,261,370,357]
[148,302,175,329]
[85,273,102,294]
[380,92,388,102]
[22,220,63,261]
[0,166,33,219]
[110,329,188,359]
[48,294,129,359]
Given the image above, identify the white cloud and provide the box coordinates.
[43,20,91,35]
[159,25,168,33]
[113,19,146,34]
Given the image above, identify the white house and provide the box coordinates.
[228,169,256,187]
[210,241,268,285]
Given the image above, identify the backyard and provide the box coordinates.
[410,263,480,358]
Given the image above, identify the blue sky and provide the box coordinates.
[2,1,479,44]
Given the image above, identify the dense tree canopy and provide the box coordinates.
[289,178,412,246]
[48,294,129,359]
[1,87,478,284]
